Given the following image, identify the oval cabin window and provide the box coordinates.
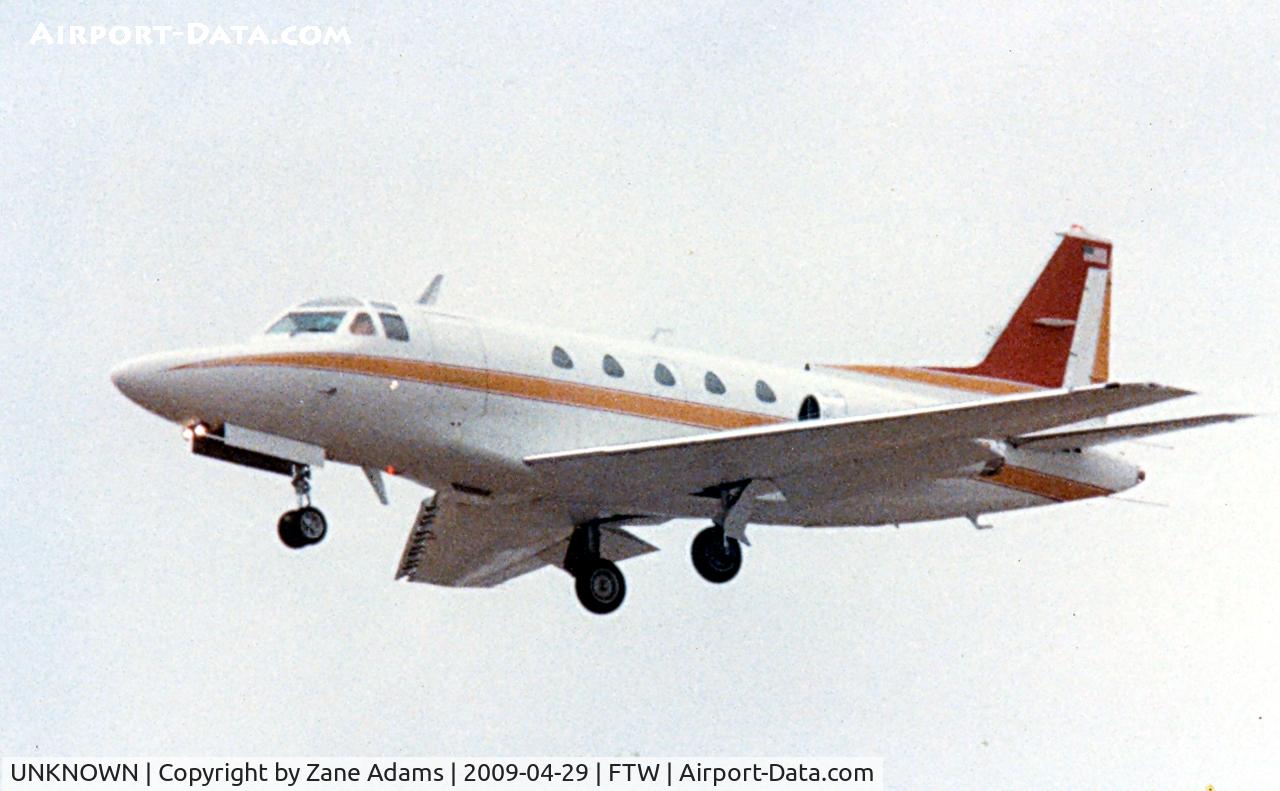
[755,379,777,403]
[654,363,676,387]
[704,371,726,395]
[552,346,574,369]
[602,354,625,378]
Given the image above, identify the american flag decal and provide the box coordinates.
[1083,245,1108,264]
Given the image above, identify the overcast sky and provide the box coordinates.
[2,2,1277,787]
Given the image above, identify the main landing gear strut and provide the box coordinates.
[690,479,767,584]
[565,522,626,615]
[277,464,328,549]
[564,480,765,613]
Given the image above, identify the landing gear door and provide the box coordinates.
[424,314,487,425]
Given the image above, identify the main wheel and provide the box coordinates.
[691,525,742,583]
[295,506,328,545]
[277,510,308,549]
[574,559,626,614]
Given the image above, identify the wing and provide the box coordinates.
[524,382,1190,515]
[395,493,658,588]
[1010,414,1251,451]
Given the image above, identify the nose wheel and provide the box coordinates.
[278,465,328,549]
[278,506,327,548]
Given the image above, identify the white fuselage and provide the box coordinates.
[112,304,1143,528]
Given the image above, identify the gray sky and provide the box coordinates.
[2,2,1277,787]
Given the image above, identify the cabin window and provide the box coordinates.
[755,379,777,403]
[654,363,676,387]
[350,312,376,336]
[266,311,346,335]
[552,346,574,369]
[798,395,820,421]
[379,313,410,342]
[603,354,625,378]
[704,371,726,395]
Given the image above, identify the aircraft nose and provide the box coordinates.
[110,354,171,409]
[112,345,256,424]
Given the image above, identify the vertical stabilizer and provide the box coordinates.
[933,225,1112,388]
[827,226,1113,392]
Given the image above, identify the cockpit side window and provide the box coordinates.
[379,313,410,342]
[266,311,347,335]
[350,312,376,336]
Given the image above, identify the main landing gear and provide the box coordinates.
[689,480,764,584]
[565,523,626,615]
[563,481,765,612]
[277,465,327,549]
[691,525,742,583]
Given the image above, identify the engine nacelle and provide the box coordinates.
[797,391,849,421]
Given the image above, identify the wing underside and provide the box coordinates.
[524,382,1191,515]
[396,383,1238,587]
[395,493,658,588]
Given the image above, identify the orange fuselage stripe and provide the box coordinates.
[981,464,1113,502]
[176,353,1113,501]
[826,364,1042,395]
[175,352,785,430]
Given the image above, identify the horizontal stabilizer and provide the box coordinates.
[1010,414,1252,451]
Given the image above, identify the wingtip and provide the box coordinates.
[1160,384,1197,399]
[1130,382,1195,399]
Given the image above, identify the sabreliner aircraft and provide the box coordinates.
[113,226,1246,614]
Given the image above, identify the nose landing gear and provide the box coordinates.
[277,465,328,549]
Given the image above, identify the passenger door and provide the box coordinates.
[424,314,488,428]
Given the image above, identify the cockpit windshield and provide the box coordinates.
[266,311,346,335]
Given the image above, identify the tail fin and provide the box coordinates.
[829,226,1112,391]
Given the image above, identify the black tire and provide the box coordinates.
[691,525,742,583]
[277,510,308,549]
[295,506,328,545]
[574,559,626,614]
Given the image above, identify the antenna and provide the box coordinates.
[417,274,444,306]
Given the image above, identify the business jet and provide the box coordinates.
[112,226,1245,614]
